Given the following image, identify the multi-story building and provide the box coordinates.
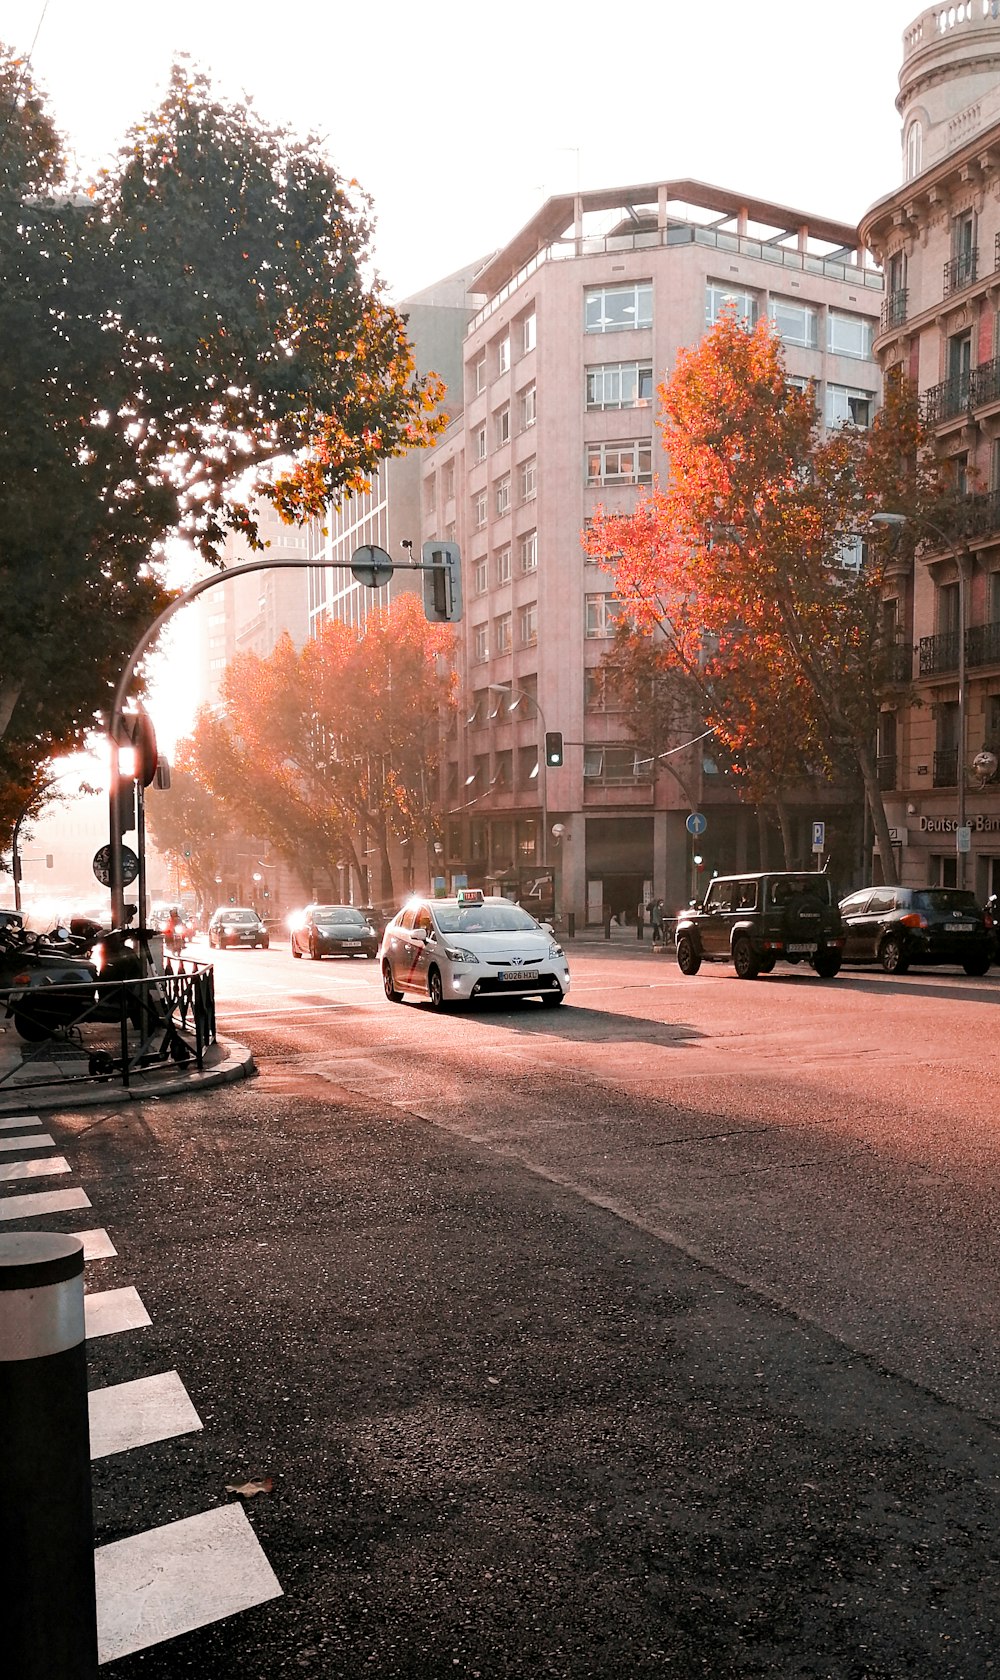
[424,180,883,923]
[861,2,1000,898]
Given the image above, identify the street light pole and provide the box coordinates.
[873,512,971,889]
[487,684,549,867]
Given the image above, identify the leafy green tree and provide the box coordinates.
[0,51,444,839]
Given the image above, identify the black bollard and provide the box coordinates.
[567,912,576,939]
[1,1233,98,1679]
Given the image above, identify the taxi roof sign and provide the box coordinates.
[456,888,484,906]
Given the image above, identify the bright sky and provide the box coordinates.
[7,0,916,303]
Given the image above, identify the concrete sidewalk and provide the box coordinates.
[0,1022,255,1114]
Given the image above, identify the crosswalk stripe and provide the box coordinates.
[74,1228,117,1260]
[0,1185,91,1219]
[95,1504,283,1664]
[0,1114,42,1130]
[89,1372,203,1459]
[0,1131,55,1153]
[85,1287,151,1339]
[0,1154,71,1183]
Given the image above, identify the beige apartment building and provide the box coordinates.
[861,1,1000,899]
[423,181,883,924]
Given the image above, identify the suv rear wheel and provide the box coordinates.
[813,953,841,979]
[675,934,701,976]
[732,936,760,980]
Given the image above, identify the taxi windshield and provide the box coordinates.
[434,903,540,935]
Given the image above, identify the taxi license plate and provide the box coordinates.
[343,940,362,947]
[787,942,817,953]
[499,969,539,982]
[946,923,974,933]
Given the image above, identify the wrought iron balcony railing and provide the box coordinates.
[919,631,959,676]
[966,621,1000,667]
[923,374,971,425]
[933,748,958,786]
[970,356,1000,410]
[880,289,908,332]
[943,247,978,296]
[886,642,913,684]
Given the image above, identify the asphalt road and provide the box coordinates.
[40,938,1000,1675]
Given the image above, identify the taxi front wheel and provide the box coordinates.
[382,961,402,1003]
[427,968,450,1011]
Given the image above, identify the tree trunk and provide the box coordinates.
[774,796,794,868]
[755,805,770,870]
[856,738,899,886]
[0,678,22,740]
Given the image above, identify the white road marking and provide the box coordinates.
[0,1186,91,1219]
[95,1504,282,1664]
[0,1154,71,1182]
[74,1228,118,1260]
[85,1286,151,1339]
[0,1114,42,1130]
[0,1131,55,1153]
[89,1371,203,1459]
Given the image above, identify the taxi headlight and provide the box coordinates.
[444,945,479,963]
[547,941,564,958]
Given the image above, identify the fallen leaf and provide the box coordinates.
[226,1478,273,1498]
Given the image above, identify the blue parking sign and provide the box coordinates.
[812,820,825,850]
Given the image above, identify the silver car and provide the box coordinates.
[379,890,570,1011]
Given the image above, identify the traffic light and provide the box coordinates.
[116,776,136,835]
[422,541,463,623]
[544,731,564,768]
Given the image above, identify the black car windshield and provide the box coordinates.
[913,890,979,913]
[314,908,366,925]
[434,903,540,934]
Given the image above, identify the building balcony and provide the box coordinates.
[966,621,1000,667]
[876,754,897,790]
[923,374,971,426]
[886,642,913,683]
[880,289,908,332]
[919,631,959,676]
[933,748,958,787]
[970,357,1000,411]
[943,248,978,297]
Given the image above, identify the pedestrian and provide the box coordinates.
[650,898,665,942]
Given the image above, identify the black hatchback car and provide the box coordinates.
[838,886,992,976]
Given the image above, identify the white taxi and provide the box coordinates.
[379,890,570,1011]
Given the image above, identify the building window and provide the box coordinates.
[474,425,487,463]
[495,612,512,655]
[442,460,455,501]
[474,490,488,529]
[520,458,537,502]
[474,556,488,595]
[495,476,511,517]
[519,602,537,646]
[474,355,486,394]
[498,335,511,375]
[585,592,619,638]
[522,312,536,353]
[586,361,654,410]
[518,745,540,790]
[584,668,625,712]
[585,281,652,334]
[493,750,512,791]
[825,384,874,428]
[769,298,818,349]
[519,384,536,429]
[495,546,511,586]
[519,530,537,572]
[706,282,759,328]
[583,744,650,783]
[586,440,652,485]
[495,405,510,449]
[905,120,922,182]
[473,623,489,663]
[827,310,875,360]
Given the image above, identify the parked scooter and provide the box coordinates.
[0,915,144,1041]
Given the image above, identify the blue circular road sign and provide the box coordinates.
[685,812,707,837]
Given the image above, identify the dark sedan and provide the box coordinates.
[290,904,379,961]
[839,886,992,975]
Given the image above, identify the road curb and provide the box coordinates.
[0,1037,257,1116]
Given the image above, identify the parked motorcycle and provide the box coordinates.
[0,918,144,1042]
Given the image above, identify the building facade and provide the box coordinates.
[861,1,1000,898]
[422,181,883,924]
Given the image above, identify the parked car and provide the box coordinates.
[675,871,845,979]
[378,888,570,1010]
[207,906,270,949]
[290,904,379,961]
[838,886,992,975]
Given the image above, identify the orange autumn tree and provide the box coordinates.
[187,593,456,903]
[585,308,939,883]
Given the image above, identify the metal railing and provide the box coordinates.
[880,289,908,331]
[876,754,897,790]
[919,631,959,675]
[970,357,1000,410]
[886,642,913,683]
[0,961,216,1097]
[923,374,971,425]
[943,248,978,296]
[967,621,1000,667]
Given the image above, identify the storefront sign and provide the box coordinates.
[918,814,1000,834]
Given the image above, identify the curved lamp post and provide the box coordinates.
[487,683,549,867]
[873,511,972,889]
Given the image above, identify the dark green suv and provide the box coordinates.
[675,871,845,980]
